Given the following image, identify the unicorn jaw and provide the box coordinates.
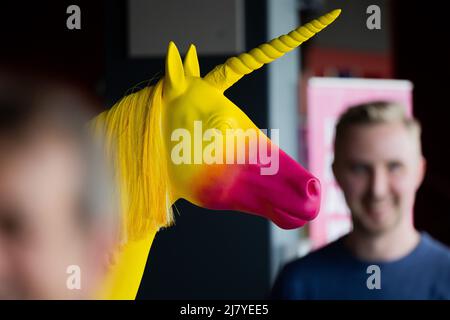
[176,146,321,230]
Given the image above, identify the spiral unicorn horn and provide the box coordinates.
[205,9,341,91]
[93,9,341,299]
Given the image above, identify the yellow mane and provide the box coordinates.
[92,79,174,242]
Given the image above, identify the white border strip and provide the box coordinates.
[309,77,413,90]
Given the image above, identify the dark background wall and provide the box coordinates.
[0,1,104,98]
[392,2,450,246]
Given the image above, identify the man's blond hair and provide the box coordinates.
[334,101,422,155]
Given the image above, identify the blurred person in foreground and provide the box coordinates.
[0,74,117,299]
[271,101,450,299]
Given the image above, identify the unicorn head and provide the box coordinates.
[161,9,341,229]
[162,42,320,229]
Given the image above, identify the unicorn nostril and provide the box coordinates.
[306,178,320,199]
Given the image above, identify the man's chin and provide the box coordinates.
[354,213,400,235]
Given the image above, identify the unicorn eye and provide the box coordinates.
[218,121,234,132]
[206,115,236,133]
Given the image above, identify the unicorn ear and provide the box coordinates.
[183,44,200,77]
[164,41,186,99]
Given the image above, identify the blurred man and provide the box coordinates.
[0,75,117,299]
[271,101,450,299]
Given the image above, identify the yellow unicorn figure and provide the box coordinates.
[93,9,341,299]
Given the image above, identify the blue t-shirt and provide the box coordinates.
[271,233,450,300]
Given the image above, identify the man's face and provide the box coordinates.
[0,134,108,299]
[333,122,425,235]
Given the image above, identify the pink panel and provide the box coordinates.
[306,77,413,249]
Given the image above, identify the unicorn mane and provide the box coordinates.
[91,79,174,242]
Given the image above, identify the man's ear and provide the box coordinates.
[416,156,427,189]
[85,216,119,294]
[332,160,342,187]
